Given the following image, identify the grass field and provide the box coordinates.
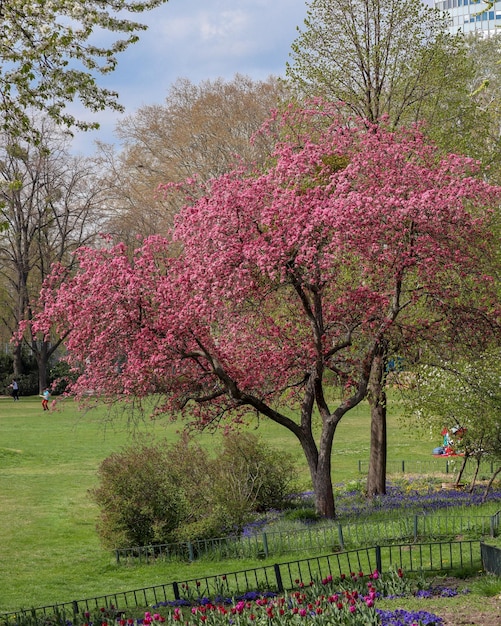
[0,391,483,613]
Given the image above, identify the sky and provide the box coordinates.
[71,0,438,156]
[69,0,310,155]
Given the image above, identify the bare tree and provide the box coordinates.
[0,120,105,390]
[97,74,290,246]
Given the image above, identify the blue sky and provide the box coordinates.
[70,0,310,154]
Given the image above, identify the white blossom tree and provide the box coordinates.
[0,0,167,138]
[404,351,501,496]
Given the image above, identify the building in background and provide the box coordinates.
[436,0,501,36]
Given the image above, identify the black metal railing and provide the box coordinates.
[1,540,482,623]
[358,458,497,477]
[114,510,500,564]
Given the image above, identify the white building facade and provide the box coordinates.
[435,0,501,36]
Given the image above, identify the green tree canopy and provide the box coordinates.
[286,0,465,126]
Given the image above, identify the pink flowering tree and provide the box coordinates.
[31,104,500,517]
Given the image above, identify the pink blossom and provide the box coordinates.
[30,103,501,517]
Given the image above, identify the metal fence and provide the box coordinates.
[115,510,500,564]
[1,540,482,623]
[358,457,498,477]
[481,541,501,576]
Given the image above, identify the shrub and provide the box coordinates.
[173,511,230,545]
[49,360,77,394]
[2,372,38,396]
[90,439,188,549]
[0,353,13,380]
[170,432,298,543]
[208,431,298,530]
[282,507,321,523]
[162,432,215,522]
[90,431,298,549]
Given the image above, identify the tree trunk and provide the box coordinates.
[314,447,336,518]
[35,341,49,394]
[297,422,336,518]
[12,340,23,377]
[469,456,481,492]
[455,452,469,486]
[482,465,501,503]
[366,342,388,496]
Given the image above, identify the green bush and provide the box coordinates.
[0,353,13,380]
[90,431,298,549]
[211,431,297,518]
[173,510,230,544]
[49,360,76,394]
[90,439,188,549]
[162,432,215,523]
[172,431,298,542]
[282,507,321,523]
[1,372,38,396]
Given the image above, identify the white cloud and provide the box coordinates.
[69,0,308,155]
[68,0,440,156]
[199,10,247,41]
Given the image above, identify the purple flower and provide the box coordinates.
[377,608,443,625]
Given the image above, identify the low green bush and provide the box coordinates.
[282,507,321,523]
[90,431,298,549]
[212,431,297,516]
[90,440,188,549]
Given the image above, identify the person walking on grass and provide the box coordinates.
[41,387,50,411]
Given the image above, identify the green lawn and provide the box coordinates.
[0,391,457,612]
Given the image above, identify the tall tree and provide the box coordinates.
[0,0,167,138]
[286,0,473,494]
[30,104,500,517]
[450,33,501,184]
[0,121,104,390]
[286,0,462,125]
[97,75,290,247]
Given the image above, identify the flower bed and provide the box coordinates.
[69,569,468,626]
[327,481,501,519]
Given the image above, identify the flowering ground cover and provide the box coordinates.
[241,479,501,538]
[61,569,470,626]
[332,481,501,519]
